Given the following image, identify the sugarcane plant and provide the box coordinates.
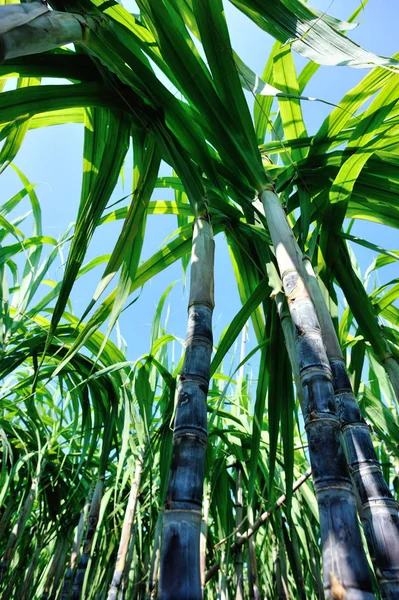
[159,213,214,599]
[1,0,399,598]
[261,185,374,597]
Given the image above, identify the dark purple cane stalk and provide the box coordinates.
[159,217,214,600]
[303,257,399,599]
[261,187,375,600]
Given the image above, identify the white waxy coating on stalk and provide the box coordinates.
[260,189,302,276]
[88,478,104,530]
[71,499,90,570]
[275,291,305,409]
[260,187,375,599]
[200,483,210,591]
[189,218,215,309]
[302,258,342,359]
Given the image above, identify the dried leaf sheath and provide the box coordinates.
[261,188,374,599]
[107,457,143,600]
[0,4,88,62]
[159,217,214,600]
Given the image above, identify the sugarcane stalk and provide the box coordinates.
[236,323,248,401]
[218,549,228,600]
[60,497,90,600]
[275,287,313,600]
[49,536,69,600]
[205,467,312,582]
[49,537,69,600]
[71,477,104,600]
[108,456,143,600]
[41,537,64,600]
[159,216,214,600]
[274,538,289,600]
[247,506,260,600]
[0,461,45,579]
[286,524,307,600]
[260,186,375,599]
[148,514,162,599]
[234,467,244,600]
[0,500,14,543]
[270,205,399,597]
[303,257,399,599]
[139,538,151,599]
[21,542,41,600]
[234,328,246,600]
[121,523,138,600]
[274,291,305,409]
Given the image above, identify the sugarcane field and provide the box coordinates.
[1,0,399,598]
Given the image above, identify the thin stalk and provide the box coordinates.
[41,537,64,600]
[205,467,312,582]
[49,536,69,600]
[275,291,305,409]
[159,216,214,600]
[218,550,228,600]
[148,514,162,599]
[235,328,246,600]
[236,323,248,399]
[0,500,14,543]
[71,477,104,600]
[121,523,138,600]
[303,257,399,599]
[21,543,41,600]
[274,539,289,600]
[107,456,143,600]
[278,516,306,600]
[260,186,374,599]
[308,535,325,600]
[285,525,307,600]
[247,506,260,600]
[239,324,247,374]
[0,461,44,579]
[234,467,244,600]
[60,497,90,600]
[139,538,151,599]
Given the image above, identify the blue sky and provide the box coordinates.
[1,0,398,373]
